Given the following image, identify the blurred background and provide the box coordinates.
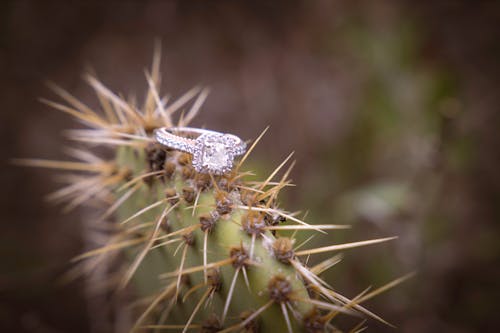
[1,1,499,332]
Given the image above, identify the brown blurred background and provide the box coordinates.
[1,1,500,332]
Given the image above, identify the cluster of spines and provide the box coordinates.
[17,49,413,333]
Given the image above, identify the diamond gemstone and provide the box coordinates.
[193,134,235,174]
[202,138,229,169]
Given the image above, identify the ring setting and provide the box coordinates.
[154,127,246,175]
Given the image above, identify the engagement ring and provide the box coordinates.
[154,127,246,175]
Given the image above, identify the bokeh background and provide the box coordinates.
[2,1,500,332]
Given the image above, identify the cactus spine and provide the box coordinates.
[24,53,406,332]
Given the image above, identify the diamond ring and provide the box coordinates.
[154,127,247,175]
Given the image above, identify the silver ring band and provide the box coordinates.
[154,127,246,174]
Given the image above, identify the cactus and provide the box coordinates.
[21,52,411,333]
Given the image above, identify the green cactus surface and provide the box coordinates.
[22,53,410,333]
